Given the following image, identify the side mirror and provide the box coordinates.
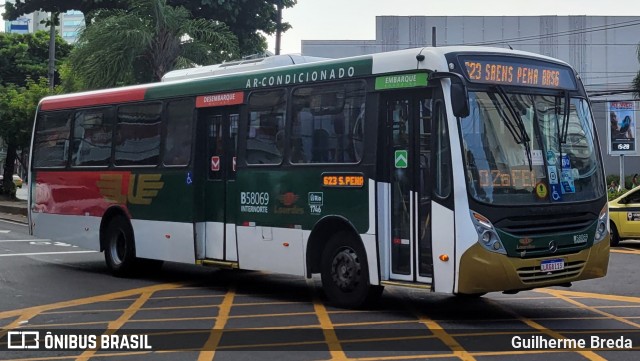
[431,72,470,119]
[450,82,470,118]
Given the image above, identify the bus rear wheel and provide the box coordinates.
[321,232,381,308]
[104,216,137,277]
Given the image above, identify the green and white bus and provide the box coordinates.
[29,47,609,307]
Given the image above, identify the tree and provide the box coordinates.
[0,32,70,198]
[69,0,238,89]
[5,0,297,56]
[0,79,53,198]
[634,44,640,99]
[0,31,72,88]
[169,0,296,56]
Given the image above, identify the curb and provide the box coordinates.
[0,204,28,217]
[0,214,28,224]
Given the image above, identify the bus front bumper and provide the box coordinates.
[457,239,610,294]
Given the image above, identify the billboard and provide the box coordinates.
[607,101,637,155]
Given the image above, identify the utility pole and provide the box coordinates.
[432,27,437,47]
[48,12,57,90]
[275,1,282,55]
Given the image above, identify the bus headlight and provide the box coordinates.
[470,211,506,255]
[594,205,608,243]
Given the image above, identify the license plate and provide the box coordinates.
[540,258,565,272]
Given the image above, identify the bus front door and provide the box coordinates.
[385,95,434,283]
[198,107,239,262]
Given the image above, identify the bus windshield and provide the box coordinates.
[459,90,605,205]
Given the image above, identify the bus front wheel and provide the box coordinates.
[104,216,137,277]
[320,232,381,308]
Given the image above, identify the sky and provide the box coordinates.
[265,0,640,54]
[2,0,640,53]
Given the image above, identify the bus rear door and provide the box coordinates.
[196,106,240,263]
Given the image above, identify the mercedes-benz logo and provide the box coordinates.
[548,240,558,253]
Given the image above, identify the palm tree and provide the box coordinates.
[70,0,238,89]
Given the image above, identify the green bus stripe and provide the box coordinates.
[145,58,373,100]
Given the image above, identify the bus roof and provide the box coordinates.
[39,46,574,112]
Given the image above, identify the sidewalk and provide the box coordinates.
[0,199,27,224]
[0,185,28,224]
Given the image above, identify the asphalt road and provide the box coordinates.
[0,219,639,360]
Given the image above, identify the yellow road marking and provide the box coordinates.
[0,311,39,340]
[124,316,217,323]
[534,288,640,304]
[212,333,437,351]
[76,291,154,361]
[488,299,607,361]
[41,303,219,315]
[229,311,316,319]
[307,279,348,360]
[0,283,184,320]
[197,286,236,361]
[148,294,225,300]
[232,301,305,307]
[611,249,640,255]
[388,289,476,361]
[333,319,420,327]
[537,289,640,329]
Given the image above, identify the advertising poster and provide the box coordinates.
[608,101,637,155]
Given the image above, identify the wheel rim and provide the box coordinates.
[109,230,126,265]
[331,247,362,292]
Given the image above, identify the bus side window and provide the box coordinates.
[290,81,366,164]
[434,100,452,198]
[114,102,162,166]
[33,111,73,168]
[163,98,194,167]
[71,107,113,167]
[245,90,286,165]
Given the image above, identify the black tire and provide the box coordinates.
[610,221,621,247]
[104,216,137,277]
[321,232,381,308]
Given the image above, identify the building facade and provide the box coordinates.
[302,15,640,179]
[3,0,84,43]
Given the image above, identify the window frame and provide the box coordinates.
[288,80,367,166]
[32,109,74,169]
[113,101,164,168]
[244,88,288,167]
[70,106,115,168]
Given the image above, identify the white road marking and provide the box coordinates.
[0,239,51,243]
[0,230,10,233]
[0,251,97,257]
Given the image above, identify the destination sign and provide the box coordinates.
[322,173,365,188]
[478,169,537,188]
[460,56,576,90]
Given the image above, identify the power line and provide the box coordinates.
[303,19,640,48]
[459,19,640,46]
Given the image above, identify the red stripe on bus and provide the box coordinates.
[40,88,147,111]
[33,171,131,217]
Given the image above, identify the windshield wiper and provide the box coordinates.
[494,86,533,171]
[487,92,523,143]
[559,91,570,144]
[555,92,571,171]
